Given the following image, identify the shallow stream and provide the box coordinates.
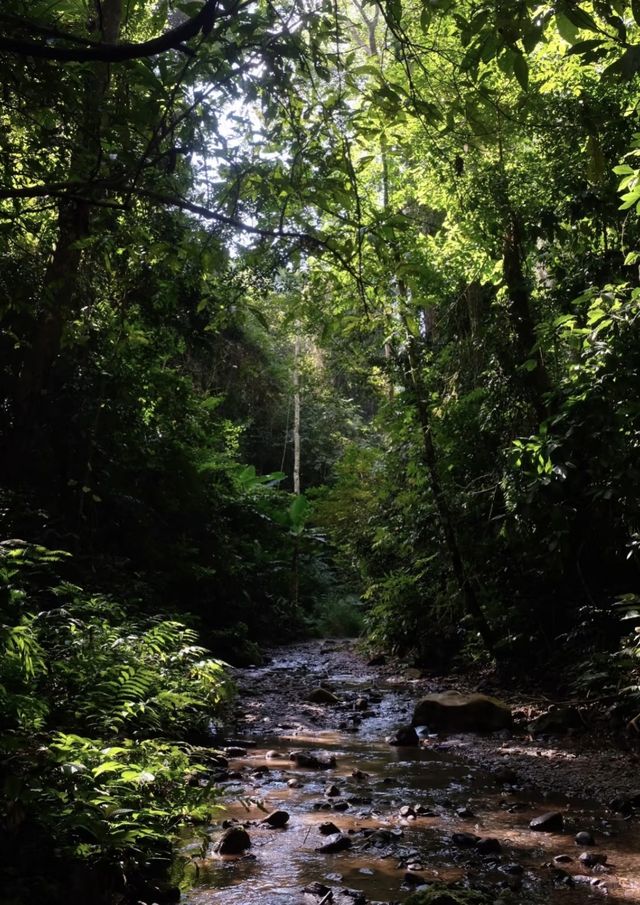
[182,640,640,905]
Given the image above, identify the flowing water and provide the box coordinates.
[182,640,640,905]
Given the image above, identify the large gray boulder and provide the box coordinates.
[411,692,512,732]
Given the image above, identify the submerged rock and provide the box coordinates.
[290,751,337,769]
[412,692,512,732]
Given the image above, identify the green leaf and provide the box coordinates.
[93,761,125,777]
[560,3,599,32]
[556,11,579,44]
[566,39,606,56]
[513,53,529,91]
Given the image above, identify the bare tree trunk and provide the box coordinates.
[16,0,122,408]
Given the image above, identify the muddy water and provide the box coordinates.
[182,640,640,905]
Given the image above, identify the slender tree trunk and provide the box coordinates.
[404,332,496,655]
[502,213,551,423]
[293,333,301,496]
[290,332,302,609]
[16,0,122,408]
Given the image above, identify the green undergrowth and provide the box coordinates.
[0,543,233,905]
[311,593,365,638]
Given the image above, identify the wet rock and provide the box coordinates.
[456,806,475,819]
[609,795,634,815]
[404,883,493,904]
[528,706,582,735]
[579,852,608,867]
[265,750,280,759]
[325,783,341,797]
[308,687,340,705]
[351,769,370,781]
[290,751,337,769]
[316,833,353,853]
[223,746,247,757]
[332,800,349,811]
[404,871,427,886]
[554,854,573,863]
[215,826,251,855]
[575,830,595,846]
[367,654,386,666]
[415,804,437,816]
[530,811,564,832]
[261,810,289,828]
[573,874,607,887]
[451,831,480,847]
[319,821,341,836]
[502,863,524,874]
[354,697,369,711]
[288,778,303,788]
[400,805,417,819]
[476,836,502,855]
[387,726,419,746]
[412,692,512,732]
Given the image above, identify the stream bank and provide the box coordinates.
[182,640,640,905]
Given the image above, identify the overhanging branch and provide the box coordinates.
[0,178,363,283]
[0,0,224,62]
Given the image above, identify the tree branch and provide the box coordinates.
[134,188,322,245]
[0,0,225,63]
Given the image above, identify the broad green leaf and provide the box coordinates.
[556,11,579,43]
[513,53,529,91]
[560,3,599,31]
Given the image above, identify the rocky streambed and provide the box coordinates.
[181,640,640,905]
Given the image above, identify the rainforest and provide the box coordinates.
[1,2,640,904]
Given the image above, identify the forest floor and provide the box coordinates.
[181,639,640,905]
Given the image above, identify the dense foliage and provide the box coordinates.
[2,1,640,902]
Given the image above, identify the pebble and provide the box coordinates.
[579,852,608,867]
[575,830,595,846]
[530,811,564,832]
